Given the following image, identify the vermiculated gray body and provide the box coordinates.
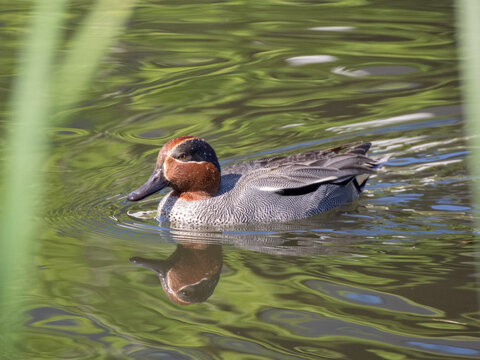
[156,143,385,225]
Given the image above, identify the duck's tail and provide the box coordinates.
[354,153,391,192]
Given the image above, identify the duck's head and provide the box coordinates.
[127,136,221,201]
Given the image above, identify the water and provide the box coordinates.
[2,0,479,359]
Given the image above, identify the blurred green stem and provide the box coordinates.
[0,0,67,352]
[0,0,137,356]
[55,0,137,110]
[456,0,480,301]
[456,1,480,187]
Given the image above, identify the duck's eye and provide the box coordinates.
[177,153,188,160]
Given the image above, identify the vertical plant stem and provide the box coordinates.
[1,0,138,356]
[0,0,68,354]
[456,0,480,298]
[55,0,138,110]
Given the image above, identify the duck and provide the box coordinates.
[127,136,387,225]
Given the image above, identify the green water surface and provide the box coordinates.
[1,0,478,359]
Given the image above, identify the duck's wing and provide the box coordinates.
[243,150,388,196]
[223,142,372,175]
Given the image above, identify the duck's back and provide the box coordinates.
[222,142,372,176]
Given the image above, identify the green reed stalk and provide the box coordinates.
[457,2,480,187]
[0,0,136,356]
[55,0,137,110]
[456,0,480,295]
[0,0,68,353]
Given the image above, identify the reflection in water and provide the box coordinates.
[131,242,222,305]
[125,230,480,358]
[128,223,358,305]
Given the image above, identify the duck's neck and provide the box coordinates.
[179,190,215,201]
[168,160,221,201]
[175,170,220,201]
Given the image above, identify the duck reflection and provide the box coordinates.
[128,212,360,305]
[130,242,222,305]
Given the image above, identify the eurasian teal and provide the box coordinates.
[127,136,387,225]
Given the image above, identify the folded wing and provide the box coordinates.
[250,148,387,196]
